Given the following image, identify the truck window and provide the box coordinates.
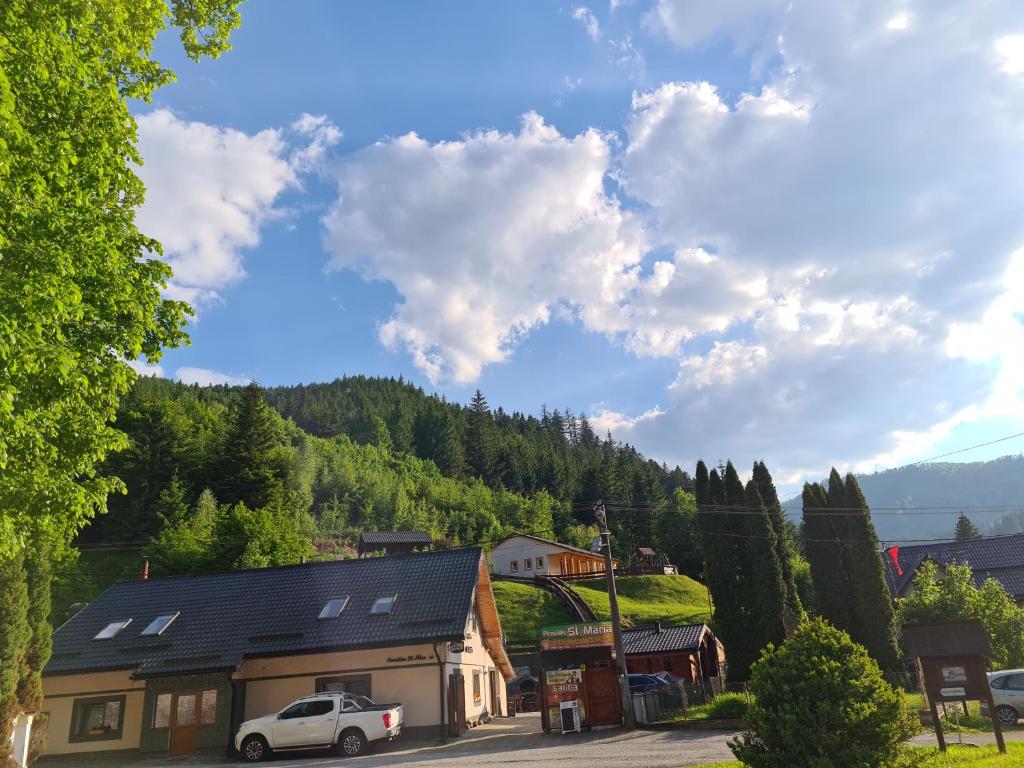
[304,700,334,716]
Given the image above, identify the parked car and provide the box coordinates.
[979,669,1024,726]
[628,674,671,694]
[234,692,403,761]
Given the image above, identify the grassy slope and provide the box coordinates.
[492,580,575,647]
[572,575,713,628]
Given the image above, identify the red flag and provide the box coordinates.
[886,546,903,576]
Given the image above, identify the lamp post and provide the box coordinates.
[595,501,635,728]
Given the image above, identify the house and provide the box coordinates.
[489,533,617,578]
[623,622,723,682]
[883,533,1024,602]
[357,530,433,557]
[40,548,513,759]
[629,547,678,576]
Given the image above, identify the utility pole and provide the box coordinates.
[595,501,635,728]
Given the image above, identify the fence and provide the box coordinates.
[637,678,751,724]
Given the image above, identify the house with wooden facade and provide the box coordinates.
[488,533,617,579]
[623,623,723,682]
[40,548,512,760]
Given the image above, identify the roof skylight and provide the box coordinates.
[370,595,397,615]
[318,597,350,620]
[93,619,132,640]
[141,613,179,636]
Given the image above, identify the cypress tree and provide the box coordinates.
[803,480,851,629]
[842,473,904,679]
[17,537,53,717]
[955,513,982,542]
[744,480,788,653]
[0,550,31,767]
[753,460,803,618]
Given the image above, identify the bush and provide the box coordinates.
[729,618,915,768]
[706,693,749,720]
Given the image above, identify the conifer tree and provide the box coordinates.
[802,480,851,628]
[744,480,788,652]
[0,551,30,766]
[218,382,285,509]
[435,411,466,478]
[466,390,496,482]
[372,416,393,452]
[16,537,53,718]
[753,460,803,617]
[955,513,982,541]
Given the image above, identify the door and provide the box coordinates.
[303,698,338,746]
[168,693,199,756]
[489,671,499,716]
[584,665,622,726]
[447,672,466,736]
[273,701,312,747]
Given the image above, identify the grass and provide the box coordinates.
[572,575,713,628]
[695,744,1024,768]
[492,580,575,647]
[664,693,750,723]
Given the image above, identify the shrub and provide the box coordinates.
[729,618,915,768]
[706,693,749,720]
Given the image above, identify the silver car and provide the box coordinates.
[980,669,1024,726]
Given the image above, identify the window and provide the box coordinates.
[993,675,1011,690]
[70,695,125,742]
[473,671,482,704]
[93,619,131,640]
[140,613,178,637]
[153,694,172,729]
[318,597,350,620]
[1008,674,1024,691]
[304,699,334,717]
[510,560,519,573]
[200,690,218,725]
[279,702,308,720]
[370,595,397,615]
[524,558,532,570]
[175,694,196,727]
[317,674,371,698]
[535,555,543,568]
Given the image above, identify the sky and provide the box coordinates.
[132,0,1024,496]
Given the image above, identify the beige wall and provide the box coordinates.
[41,670,146,755]
[237,643,443,729]
[444,603,507,722]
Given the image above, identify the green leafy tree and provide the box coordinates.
[729,618,914,768]
[147,488,223,576]
[653,489,702,577]
[372,416,393,452]
[955,513,982,542]
[216,497,314,570]
[802,479,852,629]
[563,523,600,551]
[16,537,53,733]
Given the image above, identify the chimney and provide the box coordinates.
[300,556,306,564]
[141,558,150,581]
[655,621,662,634]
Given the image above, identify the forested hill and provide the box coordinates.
[780,455,1024,541]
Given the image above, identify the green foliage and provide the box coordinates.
[753,461,803,617]
[490,581,575,647]
[217,382,289,509]
[573,575,712,628]
[0,551,29,765]
[147,488,222,576]
[654,489,703,578]
[901,561,1024,669]
[563,523,600,551]
[729,619,915,768]
[16,539,53,714]
[701,693,750,720]
[954,513,981,542]
[791,554,816,615]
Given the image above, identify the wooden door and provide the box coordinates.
[584,665,622,726]
[169,693,199,756]
[447,673,466,736]
[489,670,499,716]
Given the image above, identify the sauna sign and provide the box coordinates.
[541,622,614,652]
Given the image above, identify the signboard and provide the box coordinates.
[941,665,967,683]
[940,687,967,698]
[449,640,465,654]
[544,668,586,730]
[541,622,614,652]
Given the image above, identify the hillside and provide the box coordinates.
[491,581,575,647]
[573,575,712,629]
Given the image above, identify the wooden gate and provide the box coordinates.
[447,672,466,737]
[584,664,621,726]
[168,692,199,756]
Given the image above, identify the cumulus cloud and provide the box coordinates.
[175,367,251,386]
[135,110,339,306]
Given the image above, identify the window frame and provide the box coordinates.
[510,560,519,573]
[535,555,543,568]
[69,694,127,743]
[370,595,398,615]
[199,689,218,726]
[140,612,179,637]
[524,558,532,570]
[93,619,132,641]
[316,674,372,698]
[472,671,482,705]
[318,596,350,620]
[152,693,173,730]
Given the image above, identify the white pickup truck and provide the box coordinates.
[234,692,403,761]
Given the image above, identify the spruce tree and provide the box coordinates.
[753,461,803,618]
[435,411,466,478]
[218,382,285,509]
[955,513,982,541]
[466,390,496,482]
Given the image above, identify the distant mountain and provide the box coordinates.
[786,455,1024,542]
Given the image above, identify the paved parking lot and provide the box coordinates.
[39,714,740,768]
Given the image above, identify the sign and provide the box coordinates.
[546,669,582,695]
[940,687,967,698]
[544,668,586,730]
[541,622,614,652]
[942,665,967,683]
[449,640,465,654]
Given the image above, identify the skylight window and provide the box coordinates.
[141,613,179,637]
[370,595,397,615]
[318,597,350,620]
[94,619,131,640]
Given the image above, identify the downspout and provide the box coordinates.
[433,643,447,743]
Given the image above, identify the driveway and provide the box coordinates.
[39,714,739,768]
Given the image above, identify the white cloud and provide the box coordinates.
[996,34,1024,75]
[886,12,911,31]
[572,7,601,41]
[590,406,664,435]
[175,367,251,386]
[135,110,339,307]
[127,360,164,378]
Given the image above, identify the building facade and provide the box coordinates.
[41,549,512,759]
[623,623,723,682]
[489,534,616,578]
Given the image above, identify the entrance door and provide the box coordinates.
[168,693,199,756]
[447,672,466,736]
[584,665,622,726]
[489,670,499,716]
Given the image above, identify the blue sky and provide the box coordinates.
[134,0,1024,493]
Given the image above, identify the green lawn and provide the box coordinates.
[698,743,1024,768]
[572,575,713,628]
[492,580,575,647]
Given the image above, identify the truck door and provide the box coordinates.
[272,702,311,747]
[303,698,338,745]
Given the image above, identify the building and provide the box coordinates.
[627,547,678,576]
[40,548,512,759]
[884,533,1024,602]
[489,533,617,578]
[357,530,433,557]
[623,623,723,682]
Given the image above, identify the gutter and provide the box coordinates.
[432,643,447,743]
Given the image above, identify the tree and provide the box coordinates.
[465,389,496,482]
[147,488,223,576]
[216,497,314,570]
[955,513,982,542]
[653,489,702,577]
[435,411,466,478]
[802,479,853,630]
[217,382,287,508]
[744,480,787,653]
[16,538,53,717]
[0,551,30,767]
[372,416,393,452]
[752,461,802,618]
[729,619,914,768]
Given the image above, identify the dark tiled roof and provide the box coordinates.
[884,533,1024,599]
[622,624,708,655]
[46,548,483,678]
[359,531,432,546]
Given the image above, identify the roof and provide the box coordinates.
[358,531,432,546]
[883,533,1024,599]
[636,547,656,556]
[47,548,486,678]
[622,623,710,655]
[903,619,991,658]
[492,533,608,560]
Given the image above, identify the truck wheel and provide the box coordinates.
[240,734,270,762]
[338,728,367,757]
